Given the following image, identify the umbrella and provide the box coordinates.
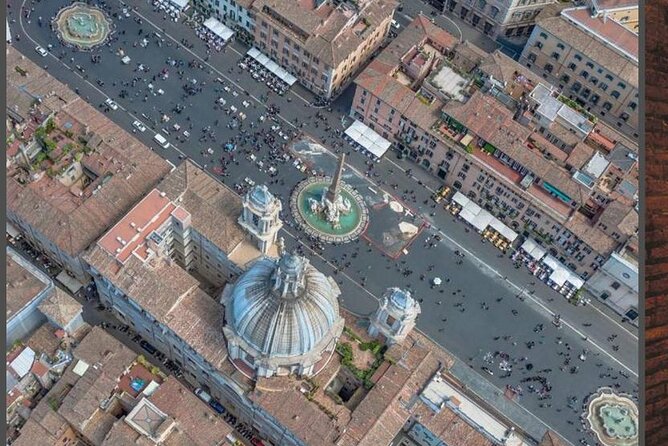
[432,277,442,286]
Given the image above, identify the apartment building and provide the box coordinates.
[5,47,172,282]
[429,0,555,41]
[251,0,396,98]
[350,15,637,278]
[193,0,255,34]
[519,3,638,139]
[584,247,638,322]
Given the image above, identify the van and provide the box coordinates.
[195,388,212,404]
[153,133,170,149]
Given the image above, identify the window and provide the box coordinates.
[528,53,537,63]
[611,90,621,99]
[590,77,598,85]
[574,54,582,61]
[617,82,626,89]
[478,0,486,9]
[599,82,608,91]
[628,102,637,110]
[611,281,621,290]
[571,82,582,92]
[581,88,591,99]
[586,62,594,69]
[539,32,548,39]
[602,101,613,111]
[551,52,560,60]
[580,70,589,79]
[560,74,570,83]
[591,94,600,105]
[605,74,613,81]
[534,41,543,49]
[568,63,577,71]
[556,43,565,50]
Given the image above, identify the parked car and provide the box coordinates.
[139,340,157,355]
[35,45,48,57]
[209,399,226,414]
[104,98,119,110]
[195,388,212,404]
[132,120,147,132]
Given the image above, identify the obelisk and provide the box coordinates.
[326,153,345,203]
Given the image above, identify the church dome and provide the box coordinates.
[226,253,343,359]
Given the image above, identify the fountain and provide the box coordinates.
[584,387,638,446]
[290,154,368,243]
[53,3,113,50]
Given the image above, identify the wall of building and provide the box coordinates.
[7,210,89,282]
[434,0,553,40]
[519,25,639,139]
[585,269,637,317]
[197,0,255,34]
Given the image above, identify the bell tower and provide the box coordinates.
[239,185,283,254]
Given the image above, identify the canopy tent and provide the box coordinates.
[490,219,518,242]
[542,256,584,289]
[452,191,470,207]
[246,47,298,86]
[344,120,392,159]
[471,212,494,233]
[167,0,190,11]
[453,194,518,241]
[203,17,234,42]
[460,133,474,147]
[520,238,546,261]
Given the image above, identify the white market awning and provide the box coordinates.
[520,239,546,261]
[56,271,83,293]
[452,191,470,207]
[345,120,392,159]
[203,17,234,42]
[542,255,560,272]
[471,212,494,233]
[168,0,189,11]
[543,256,584,289]
[246,47,298,86]
[490,219,518,242]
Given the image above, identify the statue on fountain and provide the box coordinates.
[306,154,352,229]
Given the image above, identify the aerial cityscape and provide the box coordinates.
[5,0,639,445]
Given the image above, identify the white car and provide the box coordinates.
[104,99,119,110]
[242,100,250,108]
[132,120,147,132]
[35,45,48,57]
[391,19,400,29]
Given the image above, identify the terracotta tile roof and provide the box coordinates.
[72,326,137,378]
[97,189,176,263]
[102,419,153,446]
[478,50,542,88]
[355,14,458,116]
[598,199,638,236]
[6,249,50,322]
[444,92,589,205]
[12,419,58,446]
[566,142,595,169]
[149,378,233,446]
[157,161,248,254]
[562,7,637,60]
[6,50,171,258]
[30,360,49,378]
[38,288,82,328]
[84,245,199,322]
[539,430,570,446]
[536,7,637,86]
[253,0,397,67]
[25,323,61,358]
[163,288,229,369]
[564,212,617,254]
[412,402,494,446]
